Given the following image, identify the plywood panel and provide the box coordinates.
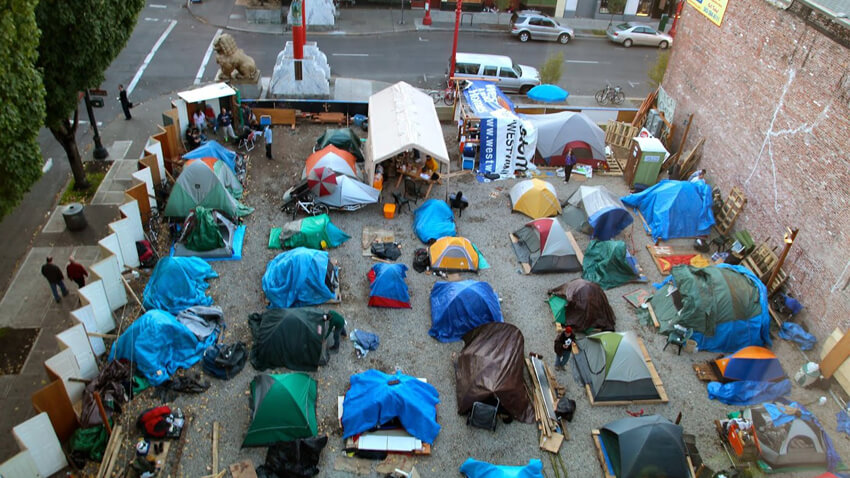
[132,167,157,214]
[98,233,124,268]
[91,255,127,311]
[118,200,146,242]
[140,154,163,186]
[251,108,297,126]
[56,324,98,381]
[43,348,84,402]
[70,305,107,355]
[0,451,40,478]
[79,281,116,333]
[125,183,151,226]
[12,412,68,477]
[109,217,141,269]
[31,380,79,442]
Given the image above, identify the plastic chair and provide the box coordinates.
[391,192,411,214]
[467,398,499,431]
[663,325,693,355]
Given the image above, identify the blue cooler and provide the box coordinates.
[462,144,475,170]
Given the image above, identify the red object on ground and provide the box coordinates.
[423,0,432,25]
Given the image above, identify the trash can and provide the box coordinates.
[62,203,88,231]
[658,14,670,32]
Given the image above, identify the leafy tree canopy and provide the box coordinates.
[0,0,46,218]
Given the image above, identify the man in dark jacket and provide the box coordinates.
[118,84,132,120]
[323,311,347,351]
[41,256,68,302]
[554,326,575,370]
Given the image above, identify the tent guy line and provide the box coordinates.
[127,19,178,95]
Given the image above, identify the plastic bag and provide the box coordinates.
[779,322,816,351]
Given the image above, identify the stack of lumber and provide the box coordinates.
[525,354,566,453]
[820,328,850,395]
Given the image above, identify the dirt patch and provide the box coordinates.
[0,328,40,375]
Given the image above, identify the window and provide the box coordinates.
[600,0,624,14]
[541,19,556,28]
[529,18,543,26]
[499,68,518,79]
[457,63,479,75]
[637,0,652,15]
[483,66,498,76]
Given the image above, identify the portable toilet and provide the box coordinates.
[629,136,669,190]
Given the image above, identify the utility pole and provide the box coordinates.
[448,0,463,86]
[84,90,109,160]
[400,0,405,24]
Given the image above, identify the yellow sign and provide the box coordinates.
[687,0,728,26]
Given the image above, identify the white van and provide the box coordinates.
[450,53,541,94]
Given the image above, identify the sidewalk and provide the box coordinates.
[187,1,613,37]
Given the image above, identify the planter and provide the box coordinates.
[246,6,285,24]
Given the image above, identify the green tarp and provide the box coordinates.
[315,128,364,162]
[581,240,640,290]
[185,207,225,252]
[244,373,317,447]
[69,423,110,461]
[280,214,350,250]
[649,265,762,337]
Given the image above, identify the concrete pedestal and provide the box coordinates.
[270,42,331,98]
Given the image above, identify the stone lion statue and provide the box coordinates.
[213,34,259,83]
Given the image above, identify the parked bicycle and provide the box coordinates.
[281,183,329,220]
[428,86,457,106]
[595,84,625,105]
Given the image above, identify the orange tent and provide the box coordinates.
[304,145,358,179]
[714,346,785,382]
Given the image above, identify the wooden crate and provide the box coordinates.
[605,121,639,149]
[741,243,787,295]
[714,186,747,235]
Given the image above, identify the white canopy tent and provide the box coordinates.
[365,82,450,187]
[174,83,237,138]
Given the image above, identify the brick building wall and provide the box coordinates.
[662,0,850,339]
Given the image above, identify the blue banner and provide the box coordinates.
[479,117,498,175]
[463,81,515,118]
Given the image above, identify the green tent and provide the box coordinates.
[581,240,640,290]
[575,331,661,402]
[243,373,317,447]
[315,128,364,163]
[183,207,226,251]
[164,161,253,218]
[280,214,350,250]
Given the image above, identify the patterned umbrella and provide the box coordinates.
[306,166,339,197]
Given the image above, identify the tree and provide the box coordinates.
[648,51,671,88]
[35,0,145,189]
[606,0,627,27]
[539,52,564,85]
[0,0,46,218]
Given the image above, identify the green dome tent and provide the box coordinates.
[581,240,641,290]
[575,331,665,404]
[164,161,253,218]
[315,128,364,163]
[280,214,350,250]
[243,373,317,447]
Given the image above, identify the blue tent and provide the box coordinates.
[142,256,218,314]
[109,310,218,385]
[414,199,456,244]
[527,84,569,103]
[368,263,411,308]
[621,180,715,241]
[459,458,544,478]
[183,140,239,173]
[263,248,336,308]
[342,369,441,444]
[430,280,503,342]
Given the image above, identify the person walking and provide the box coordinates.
[264,124,273,159]
[118,84,133,120]
[41,257,69,303]
[323,311,347,351]
[554,326,576,370]
[563,148,576,183]
[66,256,89,288]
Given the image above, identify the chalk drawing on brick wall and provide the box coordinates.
[831,259,850,293]
[744,68,832,212]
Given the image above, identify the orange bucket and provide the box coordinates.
[383,203,396,219]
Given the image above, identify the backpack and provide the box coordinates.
[555,396,576,422]
[202,342,247,380]
[137,406,172,438]
[412,248,430,273]
[136,240,156,267]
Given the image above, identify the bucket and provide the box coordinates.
[684,339,697,353]
[383,203,396,219]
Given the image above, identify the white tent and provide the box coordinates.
[522,111,606,161]
[365,82,450,185]
[317,174,380,209]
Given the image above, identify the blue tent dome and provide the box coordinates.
[414,199,456,244]
[429,280,503,342]
[262,248,335,308]
[621,180,715,241]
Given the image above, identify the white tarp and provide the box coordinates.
[365,82,450,184]
[521,111,606,160]
[177,82,236,104]
[478,116,536,179]
[317,175,380,208]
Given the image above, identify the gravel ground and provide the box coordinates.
[109,123,850,477]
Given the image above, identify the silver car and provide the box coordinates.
[606,22,673,49]
[510,11,574,44]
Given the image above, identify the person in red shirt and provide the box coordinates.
[66,256,89,288]
[554,326,576,370]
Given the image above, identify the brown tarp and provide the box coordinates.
[80,360,133,427]
[455,322,534,423]
[548,279,617,332]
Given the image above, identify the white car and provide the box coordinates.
[606,22,673,49]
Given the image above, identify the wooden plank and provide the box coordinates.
[566,231,583,265]
[821,328,850,379]
[648,303,660,328]
[212,421,220,475]
[822,329,850,394]
[251,108,297,126]
[693,363,719,382]
[540,432,564,453]
[31,380,79,442]
[639,337,668,403]
[230,460,259,478]
[592,430,617,478]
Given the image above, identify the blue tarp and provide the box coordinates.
[263,248,335,308]
[707,378,791,406]
[414,199,457,244]
[109,310,218,385]
[462,81,516,117]
[368,263,411,308]
[621,180,715,241]
[459,458,544,478]
[142,256,218,314]
[182,140,238,173]
[429,280,503,342]
[690,264,772,352]
[779,322,817,351]
[342,369,441,444]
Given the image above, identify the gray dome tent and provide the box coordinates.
[599,414,689,478]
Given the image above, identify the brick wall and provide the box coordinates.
[663,0,850,339]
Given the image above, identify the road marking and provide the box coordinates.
[332,53,369,57]
[565,60,598,64]
[418,36,429,42]
[42,158,53,173]
[628,81,639,88]
[127,20,177,95]
[144,17,160,22]
[149,3,167,7]
[195,28,223,85]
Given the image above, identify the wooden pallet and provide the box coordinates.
[591,430,617,478]
[693,362,719,382]
[714,186,747,235]
[585,336,668,406]
[605,121,639,149]
[741,243,787,295]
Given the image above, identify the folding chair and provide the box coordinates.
[237,129,255,152]
[392,192,412,214]
[467,398,500,431]
[403,178,426,203]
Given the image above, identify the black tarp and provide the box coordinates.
[455,323,534,423]
[599,415,689,478]
[256,435,329,478]
[249,308,330,371]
